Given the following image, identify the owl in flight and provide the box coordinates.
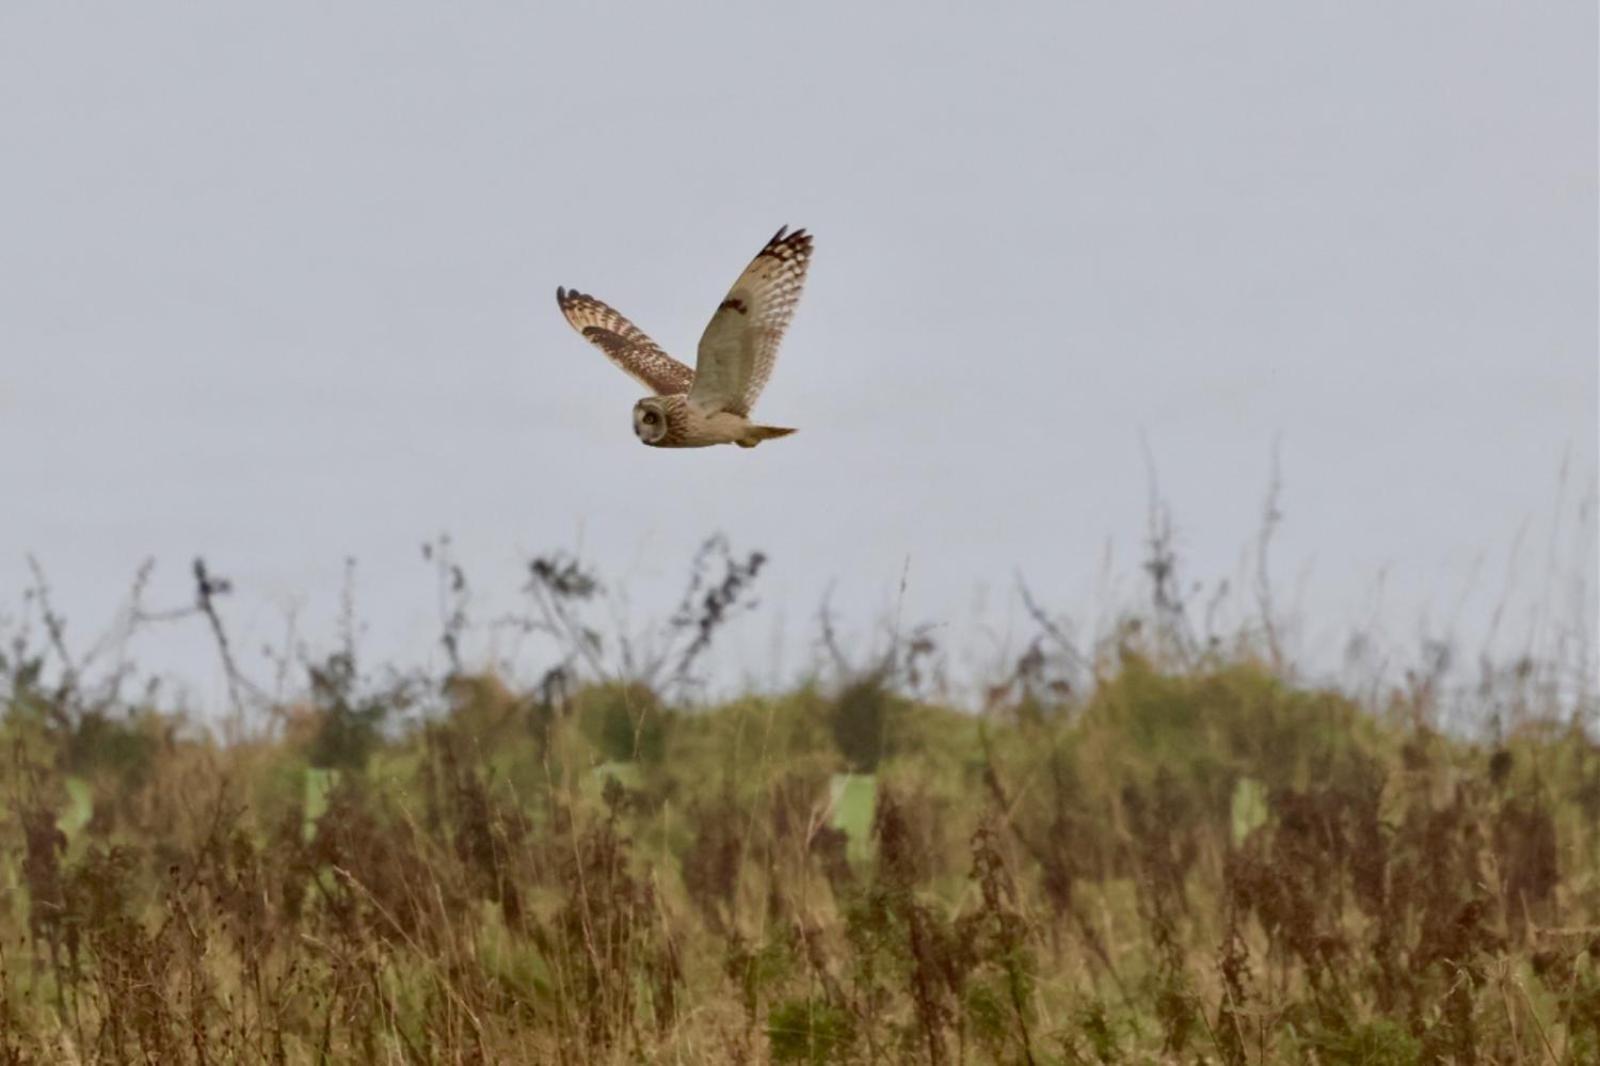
[557,226,813,448]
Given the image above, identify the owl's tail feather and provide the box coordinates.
[736,424,797,448]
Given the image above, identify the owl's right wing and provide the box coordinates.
[689,226,813,416]
[556,287,695,396]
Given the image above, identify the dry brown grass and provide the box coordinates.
[0,536,1595,1063]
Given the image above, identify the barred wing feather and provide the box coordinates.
[555,287,695,396]
[689,227,813,416]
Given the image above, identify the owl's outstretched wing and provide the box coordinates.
[556,287,695,396]
[689,226,813,416]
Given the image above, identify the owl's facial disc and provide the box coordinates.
[632,399,668,444]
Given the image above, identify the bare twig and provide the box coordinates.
[1254,437,1285,668]
[191,557,258,718]
[25,556,77,702]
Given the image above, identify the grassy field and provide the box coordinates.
[0,551,1597,1063]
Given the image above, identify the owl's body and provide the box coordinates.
[632,395,796,449]
[557,227,813,449]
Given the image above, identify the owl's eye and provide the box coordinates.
[642,411,659,425]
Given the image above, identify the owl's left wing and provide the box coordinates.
[556,287,695,396]
[689,226,813,416]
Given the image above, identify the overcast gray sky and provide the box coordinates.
[2,4,1594,703]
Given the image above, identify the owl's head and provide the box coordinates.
[632,397,671,445]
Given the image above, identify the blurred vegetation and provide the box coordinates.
[0,539,1595,1064]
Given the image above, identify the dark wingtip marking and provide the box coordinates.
[757,225,813,260]
[719,297,748,315]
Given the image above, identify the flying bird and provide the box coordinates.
[556,226,813,448]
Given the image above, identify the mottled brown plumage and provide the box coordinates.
[556,226,813,449]
[554,288,694,396]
